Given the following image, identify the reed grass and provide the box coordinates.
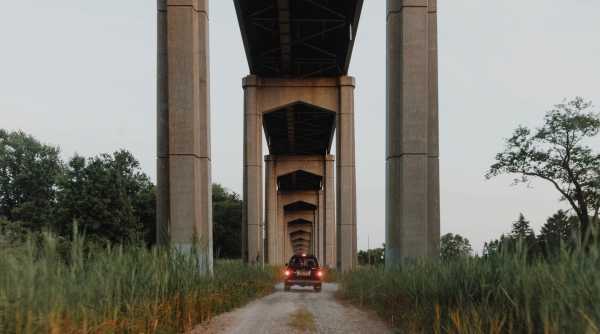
[0,233,277,333]
[338,248,600,333]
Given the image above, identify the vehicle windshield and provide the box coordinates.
[288,256,319,269]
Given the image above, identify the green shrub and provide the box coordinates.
[0,234,277,333]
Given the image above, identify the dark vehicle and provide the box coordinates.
[283,254,323,292]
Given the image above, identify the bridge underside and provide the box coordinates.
[157,0,439,275]
[234,0,363,78]
[238,0,362,271]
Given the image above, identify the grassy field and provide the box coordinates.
[338,249,600,333]
[0,234,278,333]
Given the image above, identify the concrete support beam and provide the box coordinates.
[317,190,325,261]
[336,76,357,272]
[156,0,212,274]
[265,157,277,263]
[428,0,441,258]
[277,196,285,263]
[244,77,349,267]
[386,0,440,266]
[324,155,336,268]
[243,76,263,264]
[264,154,335,265]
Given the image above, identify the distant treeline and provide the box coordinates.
[0,129,242,258]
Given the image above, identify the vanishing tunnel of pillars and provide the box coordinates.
[236,0,362,271]
[156,0,439,274]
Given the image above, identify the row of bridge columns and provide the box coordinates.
[242,76,356,270]
[264,155,336,266]
[156,0,439,273]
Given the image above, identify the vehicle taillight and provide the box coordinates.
[316,271,323,278]
[284,270,291,276]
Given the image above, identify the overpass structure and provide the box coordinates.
[156,0,439,273]
[234,0,362,270]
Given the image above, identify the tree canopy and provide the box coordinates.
[55,150,155,244]
[487,97,600,241]
[0,130,62,229]
[212,184,242,258]
[358,244,385,266]
[440,233,473,260]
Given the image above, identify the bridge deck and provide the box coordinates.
[234,0,363,78]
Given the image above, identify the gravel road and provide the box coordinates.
[192,283,391,334]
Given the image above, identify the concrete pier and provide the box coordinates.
[234,1,363,270]
[264,154,336,267]
[239,77,354,269]
[386,0,440,266]
[337,77,357,272]
[242,76,263,264]
[157,0,213,274]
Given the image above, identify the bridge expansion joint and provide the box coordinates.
[160,0,208,15]
[158,153,211,160]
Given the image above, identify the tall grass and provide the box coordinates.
[0,233,277,333]
[339,249,600,333]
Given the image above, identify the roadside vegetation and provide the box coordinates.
[0,232,277,333]
[0,129,268,333]
[340,245,600,333]
[340,98,600,333]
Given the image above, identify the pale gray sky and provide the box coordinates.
[1,1,599,252]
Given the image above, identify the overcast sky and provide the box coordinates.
[1,0,599,252]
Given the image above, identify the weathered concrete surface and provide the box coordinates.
[337,77,357,272]
[264,155,335,266]
[193,283,392,334]
[243,77,263,264]
[324,155,336,267]
[244,77,356,270]
[386,0,440,265]
[157,0,212,274]
[428,0,441,258]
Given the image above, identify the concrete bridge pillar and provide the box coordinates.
[242,76,264,264]
[324,155,336,268]
[264,154,336,267]
[386,0,440,266]
[337,77,357,272]
[265,156,277,263]
[156,0,213,274]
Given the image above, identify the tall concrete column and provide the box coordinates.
[336,77,357,272]
[265,156,277,264]
[242,76,263,264]
[309,209,322,259]
[324,155,336,268]
[386,0,439,266]
[317,190,324,260]
[157,0,212,274]
[428,0,440,258]
[277,201,285,264]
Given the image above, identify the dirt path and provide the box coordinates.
[192,283,391,334]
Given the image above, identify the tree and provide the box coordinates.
[538,210,578,255]
[56,150,155,244]
[358,244,385,266]
[483,237,502,257]
[511,213,535,240]
[0,130,62,229]
[484,215,539,258]
[507,213,539,256]
[212,184,242,258]
[440,233,473,260]
[483,234,514,257]
[486,97,600,242]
